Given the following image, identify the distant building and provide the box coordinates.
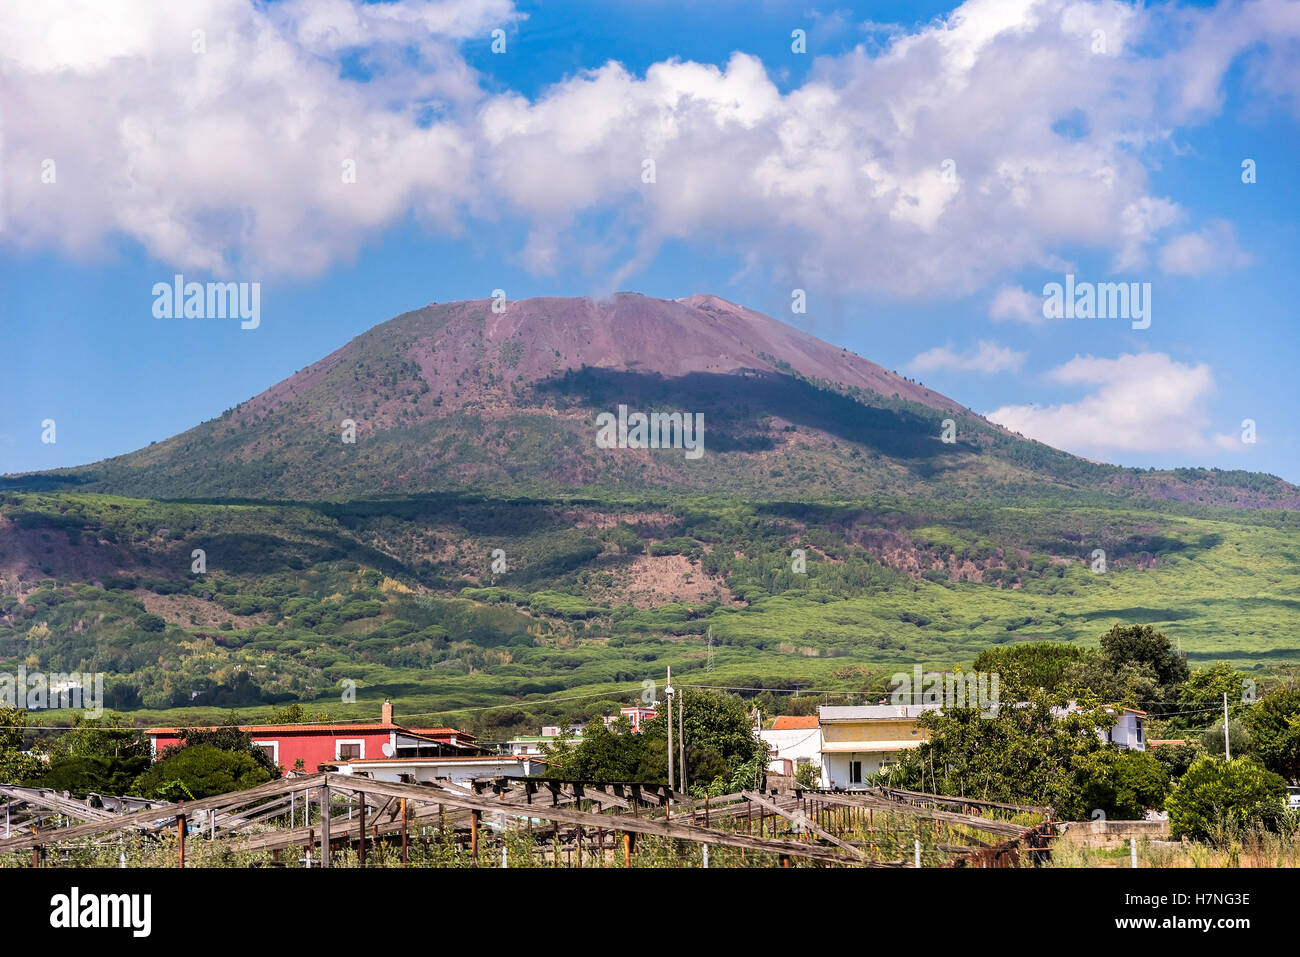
[508,724,584,756]
[328,753,546,785]
[146,700,486,775]
[817,704,940,788]
[760,716,821,776]
[1052,703,1147,751]
[611,707,658,732]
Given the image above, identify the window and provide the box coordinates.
[336,740,364,761]
[849,760,863,784]
[251,741,278,765]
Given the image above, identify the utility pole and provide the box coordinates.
[666,667,675,796]
[1223,691,1231,761]
[678,687,687,794]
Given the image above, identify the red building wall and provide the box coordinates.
[149,726,398,775]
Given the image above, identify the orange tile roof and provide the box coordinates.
[771,716,819,730]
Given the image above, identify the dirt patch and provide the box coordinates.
[591,553,738,608]
[135,591,271,628]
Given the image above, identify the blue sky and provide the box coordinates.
[2,0,1298,482]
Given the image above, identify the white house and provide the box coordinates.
[818,704,941,788]
[1051,703,1147,751]
[329,754,546,785]
[760,716,822,776]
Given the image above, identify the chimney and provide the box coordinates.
[381,698,394,725]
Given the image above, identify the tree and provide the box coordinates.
[38,714,151,796]
[1062,656,1159,707]
[1199,718,1252,760]
[794,761,822,789]
[37,755,151,796]
[1151,741,1203,781]
[174,710,279,777]
[550,718,657,783]
[135,613,166,633]
[130,743,275,800]
[1061,625,1190,709]
[886,692,1120,819]
[1077,748,1170,820]
[971,642,1087,697]
[544,690,764,789]
[1243,686,1300,782]
[1179,663,1249,715]
[640,688,764,790]
[1165,756,1287,841]
[47,713,148,763]
[0,708,44,783]
[1097,624,1189,703]
[268,703,331,724]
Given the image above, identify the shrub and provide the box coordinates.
[1165,756,1287,841]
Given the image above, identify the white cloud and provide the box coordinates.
[909,340,1026,374]
[988,285,1043,325]
[0,0,519,275]
[0,0,1296,289]
[985,352,1238,456]
[1158,219,1252,275]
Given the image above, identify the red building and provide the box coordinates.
[617,706,658,732]
[146,701,483,775]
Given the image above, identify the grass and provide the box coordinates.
[3,489,1299,738]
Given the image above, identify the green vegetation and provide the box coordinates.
[1165,757,1288,840]
[2,487,1300,745]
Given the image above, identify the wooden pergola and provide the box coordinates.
[0,773,1055,868]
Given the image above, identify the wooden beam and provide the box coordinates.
[0,773,329,852]
[316,774,853,865]
[740,791,863,859]
[319,783,331,869]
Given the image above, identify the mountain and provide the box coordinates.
[4,293,1300,725]
[9,292,1299,508]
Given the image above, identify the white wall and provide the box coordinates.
[822,752,897,788]
[760,727,821,774]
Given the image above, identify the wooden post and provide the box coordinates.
[31,846,40,868]
[624,831,635,868]
[177,815,186,868]
[358,795,367,867]
[780,853,791,868]
[319,783,331,868]
[471,809,480,866]
[400,798,409,866]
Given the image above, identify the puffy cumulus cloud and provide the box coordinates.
[909,340,1026,374]
[0,0,519,275]
[1158,219,1252,275]
[985,352,1240,455]
[989,284,1044,324]
[1,0,1298,287]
